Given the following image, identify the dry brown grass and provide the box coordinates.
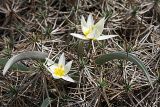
[0,0,160,107]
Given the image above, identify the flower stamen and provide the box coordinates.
[54,65,65,77]
[83,26,94,37]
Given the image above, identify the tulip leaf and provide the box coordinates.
[3,51,48,75]
[41,97,52,107]
[0,58,28,71]
[95,51,153,88]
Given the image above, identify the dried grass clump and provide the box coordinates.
[0,0,160,107]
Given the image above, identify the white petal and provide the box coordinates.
[44,62,56,74]
[62,75,75,82]
[87,14,94,27]
[49,64,57,72]
[52,73,60,79]
[70,33,87,40]
[44,63,60,79]
[96,35,118,40]
[81,26,88,35]
[81,15,87,27]
[58,53,65,66]
[64,61,72,74]
[87,29,96,39]
[94,17,105,37]
[45,58,54,66]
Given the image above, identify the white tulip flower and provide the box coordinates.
[43,53,75,82]
[70,14,118,40]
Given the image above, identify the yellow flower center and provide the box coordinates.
[54,65,65,77]
[83,26,94,37]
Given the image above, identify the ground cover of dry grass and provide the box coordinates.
[0,0,160,107]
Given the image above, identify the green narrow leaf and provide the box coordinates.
[95,51,153,88]
[3,51,48,75]
[0,58,28,71]
[41,97,52,107]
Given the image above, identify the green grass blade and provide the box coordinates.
[41,97,52,107]
[95,51,153,88]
